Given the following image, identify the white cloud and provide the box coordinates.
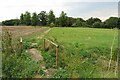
[0,0,119,21]
[0,0,64,21]
[63,2,118,21]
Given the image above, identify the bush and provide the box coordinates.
[42,52,56,68]
[23,41,31,49]
[92,22,101,28]
[53,68,69,78]
[2,52,40,78]
[50,22,55,27]
[2,30,41,78]
[2,30,13,54]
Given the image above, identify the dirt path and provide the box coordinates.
[28,48,45,69]
[28,28,56,78]
[29,48,43,62]
[28,28,51,63]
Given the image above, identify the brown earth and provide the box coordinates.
[2,26,49,39]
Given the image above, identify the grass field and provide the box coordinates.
[43,27,118,78]
[46,28,118,49]
[2,26,118,78]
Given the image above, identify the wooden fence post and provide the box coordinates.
[44,38,59,68]
[20,37,23,53]
[44,39,45,51]
[56,46,59,68]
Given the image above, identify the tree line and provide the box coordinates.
[2,10,120,28]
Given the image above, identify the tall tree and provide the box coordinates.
[59,11,68,27]
[75,18,83,27]
[93,22,102,28]
[48,10,56,25]
[20,13,24,25]
[55,18,59,27]
[86,17,101,26]
[118,18,120,29]
[38,11,47,26]
[31,12,39,26]
[104,17,118,28]
[2,19,19,26]
[24,11,31,26]
[66,17,74,27]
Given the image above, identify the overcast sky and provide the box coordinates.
[0,0,119,22]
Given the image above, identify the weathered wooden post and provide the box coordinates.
[44,39,45,51]
[56,45,59,68]
[20,37,23,53]
[44,38,59,68]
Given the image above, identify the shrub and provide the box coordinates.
[92,22,101,28]
[2,52,40,78]
[42,52,56,68]
[50,22,55,28]
[53,68,69,78]
[2,30,13,54]
[2,30,41,78]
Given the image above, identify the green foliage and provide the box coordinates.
[2,30,13,54]
[0,22,2,26]
[50,22,55,27]
[2,52,40,78]
[19,11,32,26]
[66,17,74,27]
[38,11,47,26]
[79,49,91,58]
[42,52,56,69]
[20,13,24,25]
[2,10,118,29]
[71,23,76,27]
[72,18,85,27]
[118,18,120,29]
[53,68,69,78]
[31,12,39,26]
[2,29,41,78]
[75,18,83,27]
[48,10,56,25]
[2,19,19,26]
[24,11,31,26]
[45,28,118,78]
[86,17,101,27]
[104,17,118,28]
[92,21,102,28]
[23,40,31,50]
[59,11,68,27]
[55,18,59,27]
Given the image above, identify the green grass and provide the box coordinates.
[43,27,118,78]
[2,26,118,78]
[46,27,118,49]
[2,27,51,78]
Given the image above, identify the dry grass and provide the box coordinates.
[2,26,48,38]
